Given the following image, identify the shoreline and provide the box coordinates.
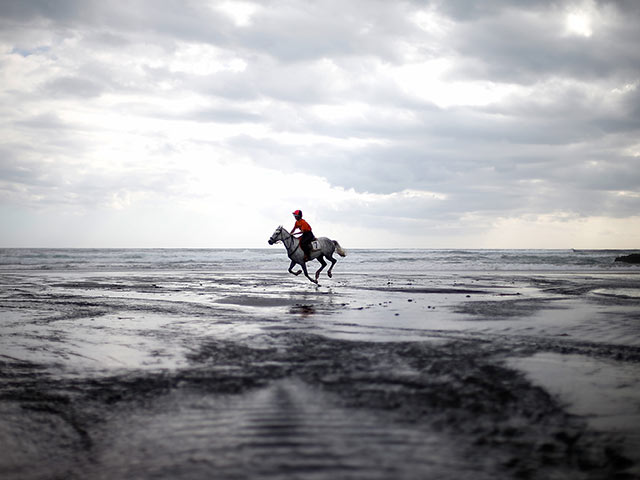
[2,265,639,272]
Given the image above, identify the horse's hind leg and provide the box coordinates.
[326,254,337,278]
[315,255,327,280]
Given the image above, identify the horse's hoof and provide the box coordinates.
[327,272,333,278]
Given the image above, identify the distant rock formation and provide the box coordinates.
[614,253,640,264]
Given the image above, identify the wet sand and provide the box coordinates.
[1,268,639,479]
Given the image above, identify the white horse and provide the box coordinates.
[268,226,347,284]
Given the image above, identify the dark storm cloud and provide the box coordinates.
[0,0,86,22]
[445,9,640,84]
[428,0,556,21]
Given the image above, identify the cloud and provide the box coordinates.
[0,0,639,247]
[446,3,640,84]
[43,75,107,98]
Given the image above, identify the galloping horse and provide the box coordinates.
[268,226,347,284]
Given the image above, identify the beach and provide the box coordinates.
[1,249,639,479]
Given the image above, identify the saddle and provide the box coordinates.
[298,237,320,251]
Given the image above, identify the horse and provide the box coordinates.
[268,226,347,284]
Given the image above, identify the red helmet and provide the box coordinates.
[292,210,302,216]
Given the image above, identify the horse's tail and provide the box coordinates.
[333,240,347,257]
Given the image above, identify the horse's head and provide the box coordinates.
[268,226,284,245]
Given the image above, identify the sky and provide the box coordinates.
[1,0,639,249]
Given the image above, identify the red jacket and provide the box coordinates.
[293,219,312,232]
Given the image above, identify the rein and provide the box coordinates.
[279,228,301,257]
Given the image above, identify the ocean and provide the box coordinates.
[1,247,638,272]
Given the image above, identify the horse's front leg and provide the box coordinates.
[288,259,302,276]
[315,255,327,280]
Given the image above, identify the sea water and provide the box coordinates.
[0,248,638,273]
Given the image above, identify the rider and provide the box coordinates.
[291,210,315,261]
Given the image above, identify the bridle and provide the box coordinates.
[273,227,301,256]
